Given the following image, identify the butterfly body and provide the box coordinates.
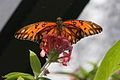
[15,17,102,44]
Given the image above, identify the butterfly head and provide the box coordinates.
[56,17,63,28]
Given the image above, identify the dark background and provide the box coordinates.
[0,0,89,77]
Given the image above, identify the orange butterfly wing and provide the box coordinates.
[15,22,57,43]
[15,19,102,44]
[63,20,102,43]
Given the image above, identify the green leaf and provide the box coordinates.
[29,50,41,77]
[3,72,34,80]
[112,73,120,80]
[17,76,24,80]
[78,67,88,78]
[86,63,98,80]
[94,40,120,80]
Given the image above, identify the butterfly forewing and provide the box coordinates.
[15,22,57,42]
[63,20,102,43]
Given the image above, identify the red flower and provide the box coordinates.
[59,52,71,66]
[40,35,73,66]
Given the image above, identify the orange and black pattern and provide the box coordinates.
[15,17,102,44]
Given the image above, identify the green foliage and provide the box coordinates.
[3,72,34,80]
[112,72,120,80]
[55,63,98,80]
[37,77,51,80]
[48,50,59,62]
[3,38,120,80]
[17,76,24,80]
[94,40,120,80]
[55,72,80,80]
[86,63,98,80]
[29,50,41,77]
[55,40,120,80]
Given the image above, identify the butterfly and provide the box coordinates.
[15,17,102,44]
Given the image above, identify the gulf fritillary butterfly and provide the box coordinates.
[15,17,102,44]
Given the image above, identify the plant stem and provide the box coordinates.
[38,60,51,77]
[38,50,59,78]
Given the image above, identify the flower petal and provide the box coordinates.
[40,49,46,57]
